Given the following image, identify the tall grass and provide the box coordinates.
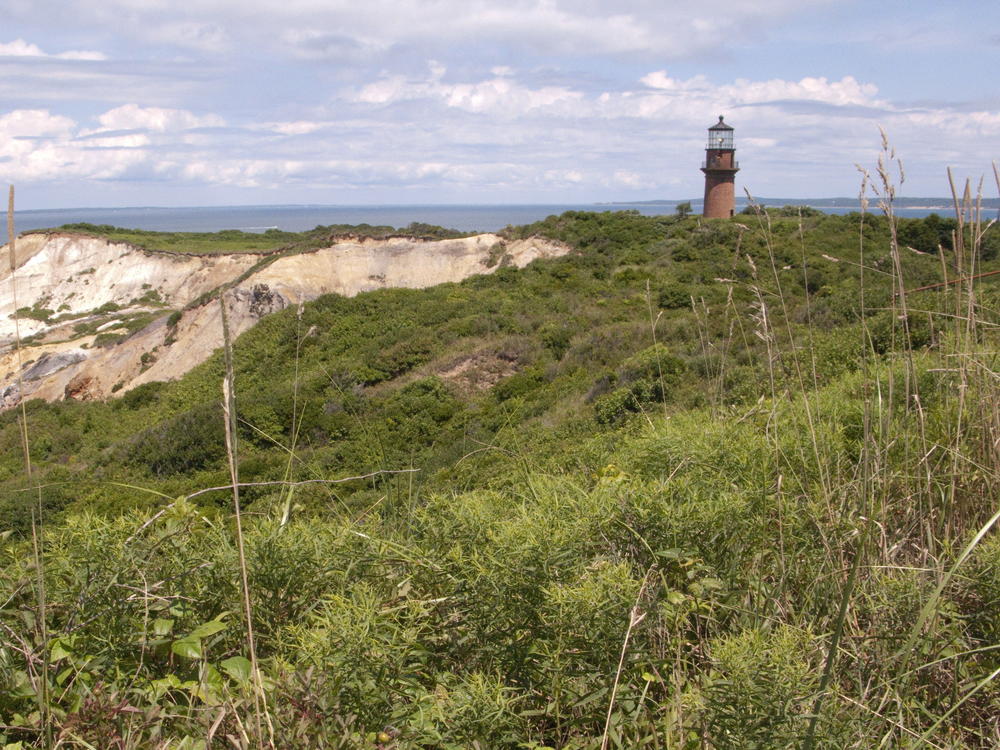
[220,291,271,747]
[7,186,53,747]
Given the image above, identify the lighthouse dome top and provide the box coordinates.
[705,115,735,150]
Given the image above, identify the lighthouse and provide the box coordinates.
[701,116,739,218]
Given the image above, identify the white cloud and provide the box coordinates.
[5,0,839,59]
[0,38,107,60]
[612,170,650,188]
[144,22,231,51]
[266,121,326,136]
[0,109,76,138]
[743,137,778,148]
[356,65,583,115]
[730,76,882,107]
[341,64,1000,198]
[92,104,225,133]
[640,71,710,92]
[0,39,45,57]
[638,71,883,110]
[0,109,146,183]
[355,67,888,124]
[0,105,226,185]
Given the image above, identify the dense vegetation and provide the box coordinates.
[48,222,472,255]
[1,190,1000,747]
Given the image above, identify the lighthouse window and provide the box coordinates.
[707,130,733,150]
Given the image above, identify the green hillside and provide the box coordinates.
[1,205,999,747]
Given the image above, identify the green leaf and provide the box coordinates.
[203,662,224,692]
[195,663,224,705]
[188,618,227,640]
[49,637,73,661]
[152,618,174,637]
[220,656,252,684]
[149,673,183,699]
[665,590,686,605]
[171,636,202,660]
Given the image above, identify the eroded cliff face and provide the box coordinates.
[0,232,569,407]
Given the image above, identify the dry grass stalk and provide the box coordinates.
[644,280,669,420]
[8,186,54,746]
[747,191,831,501]
[600,567,654,750]
[219,292,273,747]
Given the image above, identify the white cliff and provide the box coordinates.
[0,232,569,407]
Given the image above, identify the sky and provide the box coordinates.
[1,0,999,209]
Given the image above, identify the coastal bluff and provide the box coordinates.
[0,231,570,407]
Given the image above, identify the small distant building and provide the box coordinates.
[701,116,739,218]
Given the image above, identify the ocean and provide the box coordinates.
[7,202,954,235]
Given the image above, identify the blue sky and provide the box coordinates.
[2,0,998,209]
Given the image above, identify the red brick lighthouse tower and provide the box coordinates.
[701,116,739,218]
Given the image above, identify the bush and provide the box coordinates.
[493,367,545,402]
[538,321,573,359]
[705,626,821,747]
[116,401,225,476]
[15,305,54,322]
[117,381,167,410]
[658,282,690,309]
[367,335,435,382]
[867,308,935,354]
[594,386,641,425]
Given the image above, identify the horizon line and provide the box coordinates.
[6,196,988,214]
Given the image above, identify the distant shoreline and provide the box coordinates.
[11,196,999,214]
[601,197,999,210]
[6,200,995,236]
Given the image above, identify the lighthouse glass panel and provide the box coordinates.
[707,130,734,150]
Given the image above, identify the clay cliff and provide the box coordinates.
[0,232,569,408]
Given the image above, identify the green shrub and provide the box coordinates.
[538,321,573,359]
[594,385,641,425]
[965,536,1000,645]
[114,382,162,411]
[15,305,55,321]
[705,626,821,748]
[593,343,686,424]
[493,367,545,402]
[867,308,935,354]
[367,334,435,382]
[658,282,690,309]
[93,331,126,348]
[115,401,225,476]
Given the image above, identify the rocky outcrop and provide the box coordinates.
[64,373,101,401]
[23,349,87,381]
[0,232,570,407]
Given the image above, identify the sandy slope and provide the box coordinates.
[0,232,569,407]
